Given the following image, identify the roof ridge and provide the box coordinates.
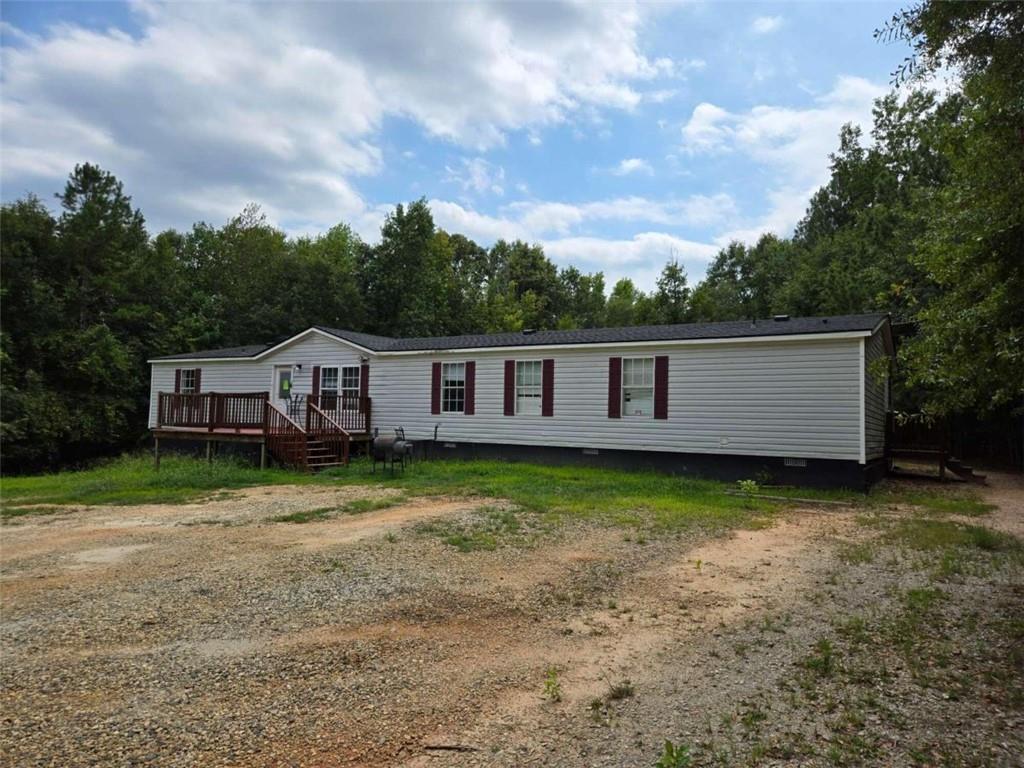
[152,313,888,360]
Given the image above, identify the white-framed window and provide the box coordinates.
[622,357,654,417]
[180,368,198,394]
[441,362,466,414]
[341,365,360,408]
[320,366,339,396]
[516,360,542,415]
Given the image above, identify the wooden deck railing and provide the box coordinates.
[886,412,948,452]
[265,402,307,470]
[306,393,371,434]
[306,400,351,466]
[157,392,269,431]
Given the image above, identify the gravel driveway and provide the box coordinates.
[1,477,1021,767]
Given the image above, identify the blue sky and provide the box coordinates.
[0,1,908,290]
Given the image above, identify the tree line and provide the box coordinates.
[1,1,1020,471]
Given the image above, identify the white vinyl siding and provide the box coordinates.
[515,360,542,415]
[151,332,874,463]
[369,337,865,461]
[863,331,888,461]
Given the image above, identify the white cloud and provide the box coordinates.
[611,157,653,176]
[679,76,886,242]
[679,103,734,153]
[430,195,734,242]
[681,76,885,181]
[751,16,783,35]
[543,233,717,290]
[542,232,716,267]
[429,199,521,242]
[644,89,679,104]
[506,194,736,234]
[1,1,675,233]
[428,195,728,289]
[444,157,506,196]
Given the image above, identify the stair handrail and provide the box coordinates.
[306,398,351,467]
[265,401,307,470]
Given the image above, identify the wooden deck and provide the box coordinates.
[154,392,372,471]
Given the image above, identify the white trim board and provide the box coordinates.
[858,336,866,465]
[148,327,376,363]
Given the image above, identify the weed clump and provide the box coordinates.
[543,667,562,702]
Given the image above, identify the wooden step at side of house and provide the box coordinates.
[946,457,987,483]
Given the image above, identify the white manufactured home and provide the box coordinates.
[148,313,894,488]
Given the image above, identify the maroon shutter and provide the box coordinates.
[654,356,669,420]
[312,366,321,397]
[360,363,369,396]
[503,360,515,416]
[193,368,202,392]
[174,369,182,393]
[608,357,622,418]
[431,362,441,415]
[542,359,554,417]
[464,361,476,415]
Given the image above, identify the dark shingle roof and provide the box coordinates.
[151,343,276,361]
[313,327,400,350]
[152,313,887,360]
[377,313,887,352]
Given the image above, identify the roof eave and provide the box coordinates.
[378,328,875,356]
[148,326,382,363]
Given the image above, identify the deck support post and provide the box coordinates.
[206,440,213,463]
[154,437,160,471]
[260,441,267,470]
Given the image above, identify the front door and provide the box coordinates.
[274,365,296,418]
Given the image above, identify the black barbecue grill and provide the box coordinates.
[371,428,414,473]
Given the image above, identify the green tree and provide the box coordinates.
[360,199,452,336]
[649,260,690,324]
[486,239,562,330]
[558,266,606,329]
[288,223,366,332]
[0,165,178,469]
[606,278,643,327]
[689,237,795,322]
[881,1,1024,413]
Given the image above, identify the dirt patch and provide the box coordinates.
[964,471,1024,536]
[271,497,501,549]
[68,543,154,567]
[412,509,858,760]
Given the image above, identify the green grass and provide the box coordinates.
[759,480,996,517]
[271,497,401,524]
[1,454,310,509]
[325,458,779,533]
[2,454,995,545]
[801,638,838,678]
[837,541,876,564]
[271,507,336,524]
[875,488,996,517]
[417,505,531,551]
[883,518,1021,552]
[1,505,66,521]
